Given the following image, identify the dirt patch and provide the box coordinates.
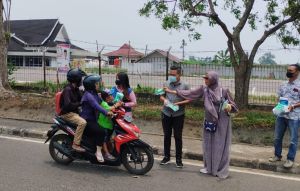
[0,94,54,122]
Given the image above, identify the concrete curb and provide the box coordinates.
[1,125,300,174]
[0,116,201,140]
[0,116,53,124]
[0,125,47,139]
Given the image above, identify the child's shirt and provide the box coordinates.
[97,101,113,130]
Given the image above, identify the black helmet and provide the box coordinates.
[83,75,102,91]
[67,68,86,85]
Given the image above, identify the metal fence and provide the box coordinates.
[11,60,289,105]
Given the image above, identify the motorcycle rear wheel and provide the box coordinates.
[49,134,74,165]
[121,146,154,175]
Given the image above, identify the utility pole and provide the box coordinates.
[145,44,148,56]
[96,40,104,75]
[41,46,48,92]
[180,39,187,60]
[166,46,172,81]
[128,40,131,63]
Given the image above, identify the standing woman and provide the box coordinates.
[110,72,137,117]
[164,71,238,179]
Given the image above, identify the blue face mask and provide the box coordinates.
[168,76,177,83]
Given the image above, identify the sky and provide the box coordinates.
[9,0,300,64]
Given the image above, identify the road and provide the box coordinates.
[1,135,300,191]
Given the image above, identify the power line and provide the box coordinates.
[9,26,300,54]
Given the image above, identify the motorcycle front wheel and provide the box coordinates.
[49,134,74,165]
[121,146,154,175]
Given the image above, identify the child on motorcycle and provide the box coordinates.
[98,90,123,160]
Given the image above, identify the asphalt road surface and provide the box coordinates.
[1,135,300,191]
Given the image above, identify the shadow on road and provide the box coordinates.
[43,160,132,178]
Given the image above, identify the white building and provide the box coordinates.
[5,19,97,67]
[123,49,182,74]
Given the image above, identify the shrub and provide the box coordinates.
[8,62,18,87]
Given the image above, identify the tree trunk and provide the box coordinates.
[0,0,10,91]
[234,60,252,109]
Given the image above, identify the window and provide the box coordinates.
[7,56,23,67]
[25,56,43,67]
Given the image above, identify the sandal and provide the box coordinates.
[104,153,116,160]
[96,151,104,163]
[72,144,86,152]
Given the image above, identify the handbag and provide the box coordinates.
[204,88,224,133]
[204,120,218,132]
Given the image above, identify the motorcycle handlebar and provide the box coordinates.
[111,108,126,118]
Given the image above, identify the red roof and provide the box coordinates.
[104,43,144,57]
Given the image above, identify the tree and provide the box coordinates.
[139,0,300,108]
[0,0,12,94]
[213,49,231,66]
[258,52,277,65]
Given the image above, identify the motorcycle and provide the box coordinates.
[45,108,154,175]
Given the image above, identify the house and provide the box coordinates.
[103,43,144,66]
[5,19,96,68]
[138,49,181,64]
[123,49,181,74]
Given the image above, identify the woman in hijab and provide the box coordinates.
[164,70,238,179]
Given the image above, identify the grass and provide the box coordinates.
[12,81,278,106]
[10,83,276,130]
[85,67,127,74]
[248,95,277,105]
[134,102,275,129]
[134,86,156,94]
[233,110,275,129]
[12,81,68,94]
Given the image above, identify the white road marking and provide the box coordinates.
[156,158,300,182]
[1,135,300,182]
[0,135,48,144]
[183,159,300,182]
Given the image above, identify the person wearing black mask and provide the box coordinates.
[269,64,300,168]
[110,72,137,117]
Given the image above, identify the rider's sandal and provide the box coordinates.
[72,144,86,152]
[96,152,104,163]
[104,153,116,160]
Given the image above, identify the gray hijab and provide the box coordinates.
[204,71,222,122]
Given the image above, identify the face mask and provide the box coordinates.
[168,76,177,83]
[115,79,121,85]
[79,85,85,91]
[286,72,295,78]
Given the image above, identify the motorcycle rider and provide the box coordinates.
[59,68,87,152]
[80,74,113,162]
